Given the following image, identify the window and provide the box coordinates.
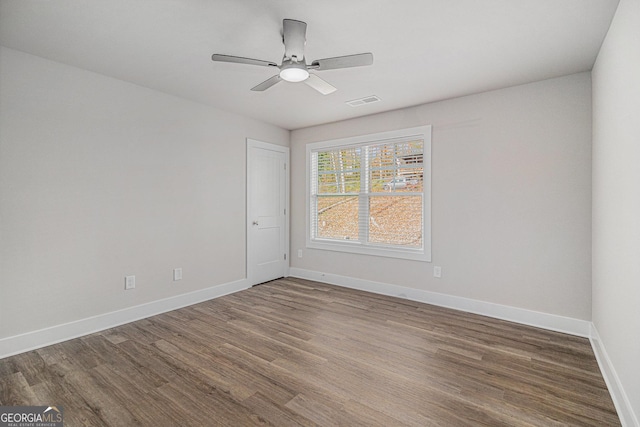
[307,126,431,261]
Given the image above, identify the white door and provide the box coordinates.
[247,140,288,285]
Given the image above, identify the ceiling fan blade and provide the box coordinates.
[304,74,337,95]
[251,75,282,92]
[283,19,307,61]
[211,54,278,68]
[310,53,373,71]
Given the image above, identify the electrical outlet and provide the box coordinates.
[125,275,136,290]
[173,268,183,281]
[298,249,303,258]
[433,266,442,278]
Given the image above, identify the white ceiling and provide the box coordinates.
[0,0,619,130]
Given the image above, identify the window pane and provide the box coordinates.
[316,196,359,241]
[369,196,422,247]
[318,171,361,194]
[378,169,423,193]
[317,148,361,194]
[368,140,423,193]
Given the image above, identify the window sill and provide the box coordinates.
[307,239,431,262]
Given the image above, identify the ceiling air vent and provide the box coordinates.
[346,95,381,107]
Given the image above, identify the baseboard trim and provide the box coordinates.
[289,268,591,337]
[590,324,639,427]
[0,278,250,360]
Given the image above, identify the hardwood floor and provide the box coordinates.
[0,278,620,426]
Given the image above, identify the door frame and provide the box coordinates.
[246,139,290,285]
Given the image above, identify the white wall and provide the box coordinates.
[291,73,593,320]
[592,0,640,422]
[0,47,289,339]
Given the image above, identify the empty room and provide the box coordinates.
[1,0,638,426]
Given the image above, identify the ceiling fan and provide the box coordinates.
[211,19,373,95]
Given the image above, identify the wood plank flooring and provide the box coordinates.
[0,278,620,426]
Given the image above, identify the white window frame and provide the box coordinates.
[306,125,431,262]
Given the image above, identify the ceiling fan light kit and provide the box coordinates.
[211,19,373,94]
[279,61,309,82]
